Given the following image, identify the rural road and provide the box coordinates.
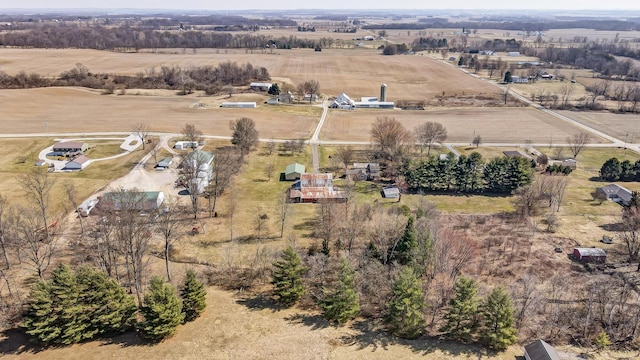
[310,97,330,172]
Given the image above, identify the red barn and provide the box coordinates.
[573,248,606,263]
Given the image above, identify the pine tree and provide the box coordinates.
[386,267,426,339]
[271,247,307,306]
[76,267,136,337]
[318,259,360,325]
[138,276,184,341]
[21,280,57,344]
[479,286,517,351]
[181,269,207,322]
[440,276,479,342]
[21,265,137,345]
[594,330,612,350]
[392,216,417,265]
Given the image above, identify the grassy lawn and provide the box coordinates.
[0,138,151,210]
[83,140,127,158]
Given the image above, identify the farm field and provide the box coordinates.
[0,47,499,101]
[0,87,318,139]
[557,110,640,142]
[321,107,602,144]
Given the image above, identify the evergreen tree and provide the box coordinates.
[386,267,426,339]
[484,157,532,193]
[21,280,57,344]
[138,276,184,342]
[181,269,207,322]
[440,276,479,342]
[268,83,281,96]
[600,157,621,181]
[392,216,417,265]
[271,247,308,306]
[319,259,360,324]
[594,330,612,350]
[76,266,136,339]
[479,286,517,351]
[21,265,136,345]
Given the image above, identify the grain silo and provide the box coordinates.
[380,83,387,102]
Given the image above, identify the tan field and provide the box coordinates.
[322,107,603,143]
[0,87,318,139]
[0,48,498,101]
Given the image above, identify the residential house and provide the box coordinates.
[503,150,533,160]
[51,141,89,156]
[595,183,634,206]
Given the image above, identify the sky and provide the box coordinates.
[3,0,639,11]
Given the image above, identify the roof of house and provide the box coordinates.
[250,82,272,87]
[300,173,333,187]
[524,340,561,360]
[53,141,86,150]
[503,150,533,159]
[69,155,91,165]
[102,191,163,205]
[157,157,172,167]
[285,163,306,175]
[597,184,633,203]
[574,247,606,257]
[184,150,214,165]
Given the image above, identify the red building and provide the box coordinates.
[573,248,606,263]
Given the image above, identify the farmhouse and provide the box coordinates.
[595,183,633,206]
[249,82,272,91]
[221,102,257,108]
[573,247,606,263]
[346,168,368,181]
[352,162,381,180]
[285,163,305,181]
[289,173,347,203]
[182,150,214,181]
[51,141,88,156]
[99,191,165,212]
[524,339,561,360]
[503,150,533,160]
[64,155,91,170]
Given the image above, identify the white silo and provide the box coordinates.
[380,83,387,102]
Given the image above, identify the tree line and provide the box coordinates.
[404,153,534,194]
[0,61,270,94]
[0,25,333,51]
[600,157,640,181]
[21,265,206,344]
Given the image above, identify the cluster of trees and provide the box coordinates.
[404,153,533,194]
[270,229,517,349]
[21,265,206,344]
[382,43,410,55]
[600,157,640,181]
[0,62,271,94]
[410,37,448,51]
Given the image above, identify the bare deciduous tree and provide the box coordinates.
[19,168,56,242]
[155,198,185,282]
[370,116,412,157]
[131,122,150,150]
[567,132,592,159]
[16,207,59,279]
[415,121,448,157]
[333,145,355,170]
[263,162,275,182]
[208,147,240,218]
[181,123,203,147]
[297,80,321,103]
[64,182,84,234]
[278,191,290,238]
[181,150,212,219]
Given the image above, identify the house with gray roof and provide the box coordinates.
[524,339,561,360]
[595,183,633,206]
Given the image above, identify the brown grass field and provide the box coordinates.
[0,47,498,101]
[321,107,603,143]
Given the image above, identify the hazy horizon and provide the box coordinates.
[2,0,638,11]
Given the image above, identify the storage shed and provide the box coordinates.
[99,191,165,212]
[381,186,400,199]
[573,247,606,263]
[524,339,561,360]
[65,155,91,170]
[156,157,173,169]
[285,163,305,181]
